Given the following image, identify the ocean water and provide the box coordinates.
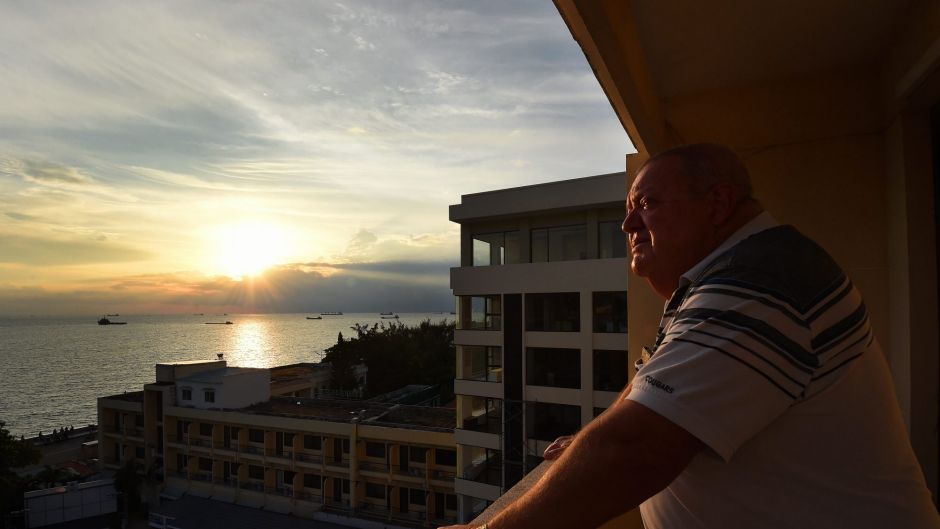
[0,312,452,438]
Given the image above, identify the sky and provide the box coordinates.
[0,0,630,316]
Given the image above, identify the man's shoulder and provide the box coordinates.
[697,225,846,313]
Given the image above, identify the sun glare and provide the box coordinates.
[213,221,288,279]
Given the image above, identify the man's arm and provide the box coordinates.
[441,396,703,529]
[544,383,633,460]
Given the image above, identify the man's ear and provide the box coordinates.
[709,182,738,225]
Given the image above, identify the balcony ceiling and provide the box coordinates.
[633,1,910,98]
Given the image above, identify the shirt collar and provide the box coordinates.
[680,211,780,283]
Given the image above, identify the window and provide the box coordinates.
[304,473,321,489]
[135,414,144,427]
[593,291,627,333]
[204,389,215,403]
[342,439,350,454]
[198,457,212,472]
[408,446,427,463]
[199,422,212,436]
[135,446,145,459]
[248,464,264,480]
[176,420,190,439]
[525,292,580,331]
[248,429,264,443]
[446,494,458,511]
[304,434,321,450]
[531,224,586,262]
[365,483,386,499]
[365,442,386,459]
[526,348,581,389]
[283,433,295,447]
[527,402,581,442]
[342,479,350,494]
[593,350,629,392]
[181,388,192,401]
[472,231,520,266]
[460,346,502,382]
[409,488,426,506]
[456,295,501,330]
[434,449,456,467]
[598,220,628,258]
[176,454,188,471]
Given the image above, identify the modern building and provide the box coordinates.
[98,360,458,528]
[449,172,629,521]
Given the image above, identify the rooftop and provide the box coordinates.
[449,172,625,222]
[269,362,329,384]
[100,390,144,402]
[242,396,454,432]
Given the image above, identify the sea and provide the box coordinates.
[0,312,452,438]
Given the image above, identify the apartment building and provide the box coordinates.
[449,173,629,521]
[98,360,458,528]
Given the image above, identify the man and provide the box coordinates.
[442,144,939,529]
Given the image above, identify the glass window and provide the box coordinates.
[135,446,145,459]
[593,350,629,392]
[342,479,350,494]
[435,449,457,467]
[473,231,521,266]
[460,346,502,382]
[199,423,212,436]
[248,429,264,443]
[446,494,458,511]
[599,220,627,258]
[527,402,581,442]
[410,488,427,506]
[526,348,580,389]
[365,442,386,459]
[181,388,192,401]
[304,473,321,489]
[204,389,215,403]
[176,453,188,471]
[525,292,580,332]
[409,446,427,463]
[365,482,385,499]
[248,464,264,480]
[199,457,212,472]
[457,295,501,330]
[531,225,586,263]
[592,291,627,333]
[304,435,321,450]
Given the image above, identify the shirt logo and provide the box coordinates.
[644,375,675,394]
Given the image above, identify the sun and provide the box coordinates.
[212,221,288,279]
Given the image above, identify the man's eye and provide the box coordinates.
[639,198,652,210]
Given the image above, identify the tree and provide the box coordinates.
[0,421,41,521]
[322,319,456,402]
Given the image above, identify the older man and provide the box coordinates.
[442,144,939,529]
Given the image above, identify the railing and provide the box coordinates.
[295,491,322,503]
[188,437,210,448]
[296,452,323,464]
[324,457,350,468]
[214,442,238,451]
[323,500,352,515]
[461,368,503,383]
[240,481,264,492]
[267,485,293,497]
[243,445,264,455]
[462,458,502,487]
[393,466,426,478]
[460,413,502,435]
[269,448,293,459]
[214,476,238,488]
[191,472,212,483]
[359,461,389,473]
[430,469,456,481]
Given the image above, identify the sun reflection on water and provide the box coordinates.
[228,318,272,367]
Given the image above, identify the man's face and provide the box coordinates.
[622,157,716,290]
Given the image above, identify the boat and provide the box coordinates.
[320,311,343,315]
[98,317,127,325]
[205,321,233,325]
[106,313,120,317]
[379,312,393,315]
[381,314,400,320]
[306,316,322,320]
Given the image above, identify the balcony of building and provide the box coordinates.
[455,448,502,502]
[456,397,502,451]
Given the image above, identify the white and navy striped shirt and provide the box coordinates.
[628,213,939,528]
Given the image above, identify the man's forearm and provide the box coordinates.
[483,398,700,529]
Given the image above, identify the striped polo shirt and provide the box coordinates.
[627,212,939,528]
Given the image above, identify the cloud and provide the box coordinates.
[0,233,150,266]
[0,259,455,316]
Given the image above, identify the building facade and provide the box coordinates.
[98,360,458,528]
[449,173,629,521]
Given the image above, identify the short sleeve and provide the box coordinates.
[627,283,814,462]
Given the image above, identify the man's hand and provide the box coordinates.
[543,435,574,460]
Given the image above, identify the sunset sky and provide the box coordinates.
[0,0,630,316]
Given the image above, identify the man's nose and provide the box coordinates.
[622,208,641,233]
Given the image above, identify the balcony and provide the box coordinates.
[462,456,502,487]
[296,452,323,465]
[324,457,351,470]
[267,485,293,498]
[461,412,502,435]
[467,460,641,528]
[239,481,264,493]
[392,466,426,479]
[359,461,389,474]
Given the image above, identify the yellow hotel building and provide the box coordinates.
[98,360,459,527]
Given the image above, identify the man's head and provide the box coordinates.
[622,143,762,298]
